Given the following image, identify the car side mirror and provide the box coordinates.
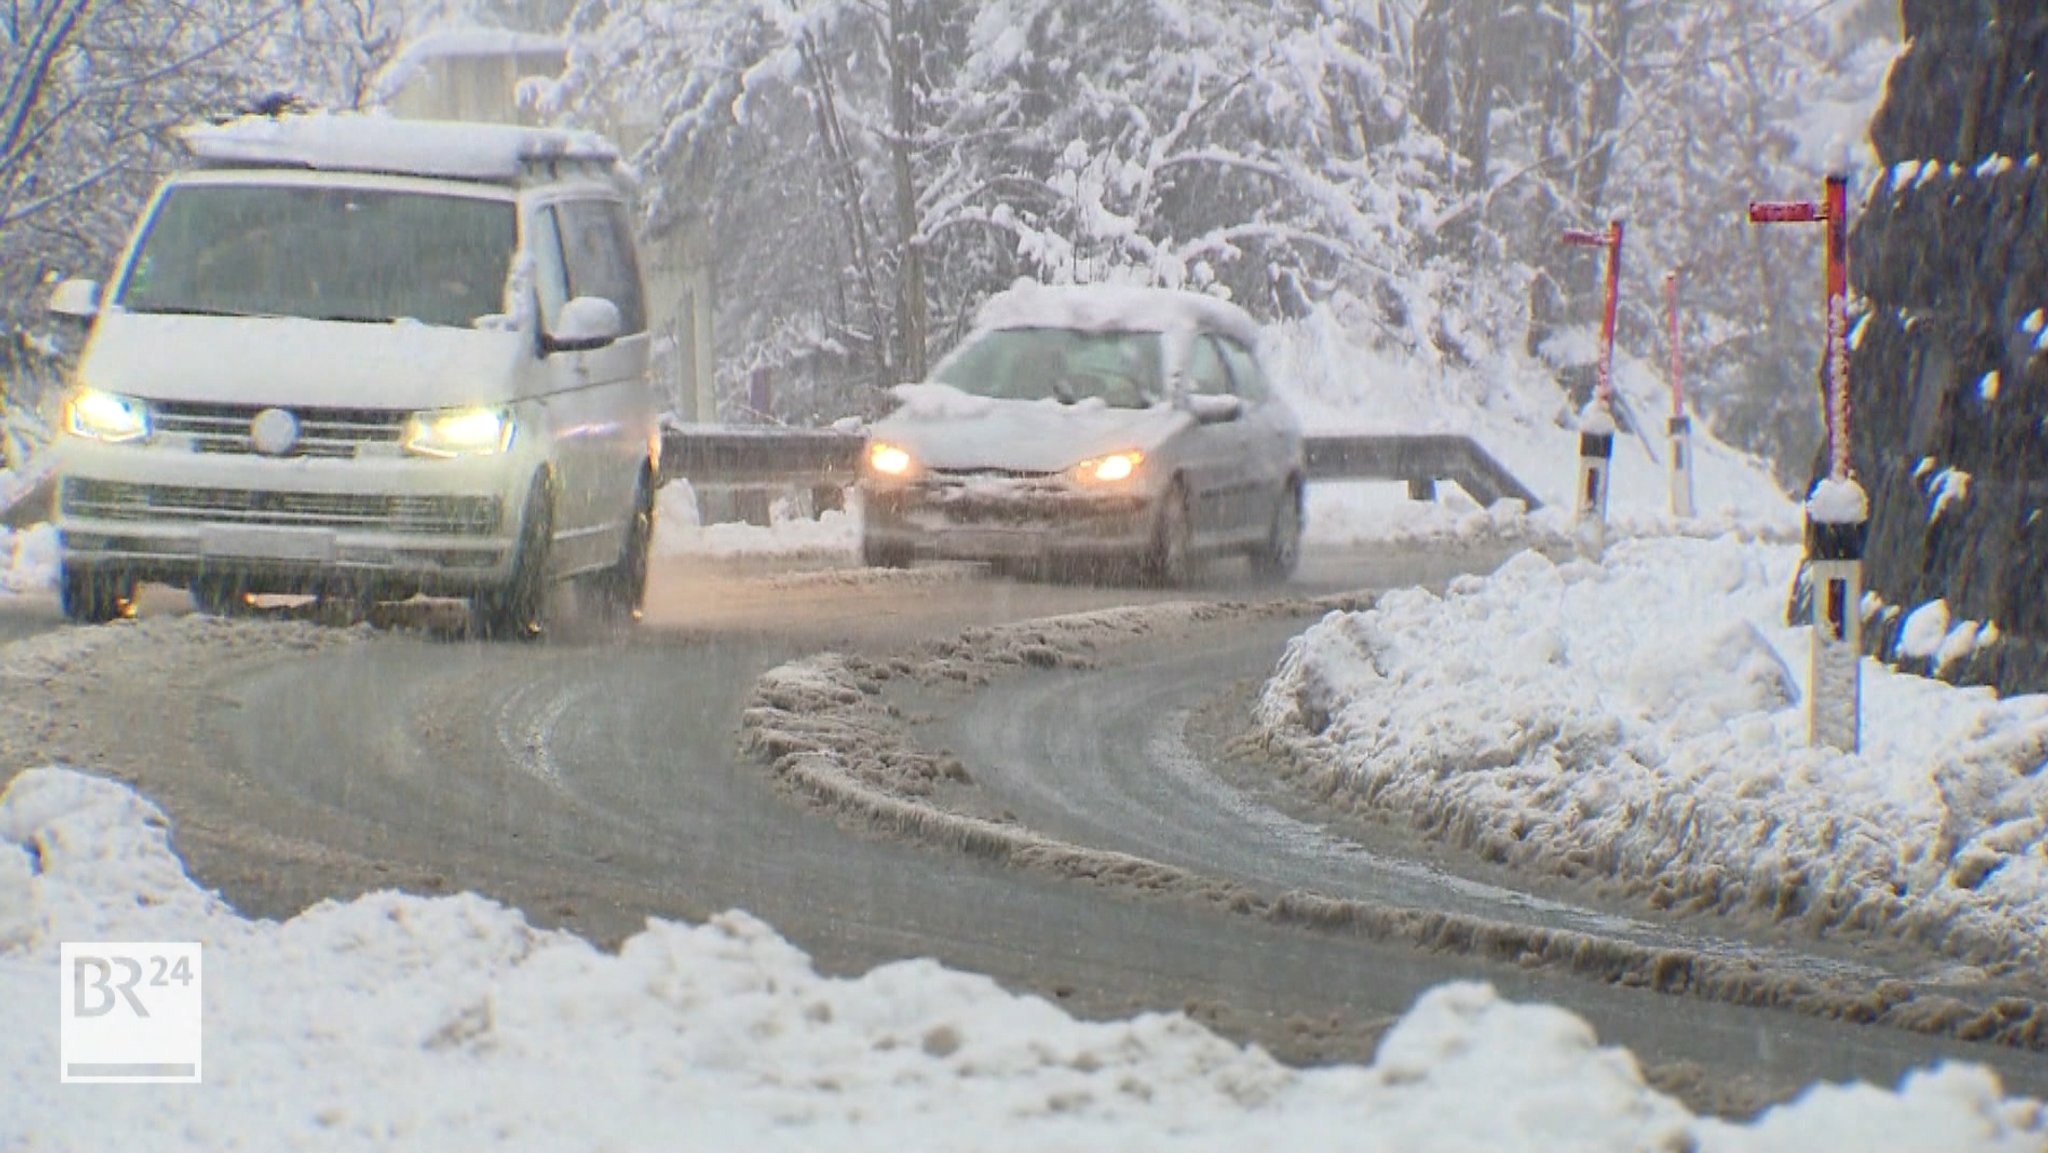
[1185,393,1243,424]
[543,295,623,354]
[48,278,99,320]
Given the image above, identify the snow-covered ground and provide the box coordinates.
[4,766,2043,1152]
[1255,535,2048,973]
[0,521,55,595]
[654,479,862,561]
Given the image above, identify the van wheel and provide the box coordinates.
[61,566,136,624]
[581,474,654,623]
[1249,481,1303,581]
[471,476,553,642]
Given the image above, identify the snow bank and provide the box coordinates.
[3,767,2043,1151]
[653,480,860,560]
[1,522,56,594]
[1304,481,1537,548]
[1256,537,2048,972]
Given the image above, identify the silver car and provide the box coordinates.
[858,283,1305,584]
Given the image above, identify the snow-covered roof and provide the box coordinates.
[974,281,1261,345]
[396,27,565,60]
[176,113,619,186]
[375,27,568,101]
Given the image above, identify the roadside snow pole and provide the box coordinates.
[1806,479,1866,752]
[1562,221,1625,538]
[1751,174,1864,752]
[1664,271,1696,519]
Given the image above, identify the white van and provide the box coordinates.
[47,113,661,639]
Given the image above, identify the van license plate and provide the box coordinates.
[203,527,336,562]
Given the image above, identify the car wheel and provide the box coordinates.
[580,473,654,624]
[61,565,135,625]
[1145,480,1194,587]
[471,475,554,642]
[190,574,254,616]
[1249,481,1303,581]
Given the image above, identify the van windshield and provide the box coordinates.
[116,183,517,329]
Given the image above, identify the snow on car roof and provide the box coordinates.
[176,113,620,185]
[973,281,1261,345]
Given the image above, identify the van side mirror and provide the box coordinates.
[48,278,99,320]
[543,296,623,354]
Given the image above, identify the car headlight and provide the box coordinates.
[866,441,916,477]
[404,406,515,458]
[64,388,151,444]
[1067,450,1144,484]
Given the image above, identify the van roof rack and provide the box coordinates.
[175,112,625,186]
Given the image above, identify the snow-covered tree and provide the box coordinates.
[0,0,290,405]
[542,0,1476,415]
[544,0,1894,479]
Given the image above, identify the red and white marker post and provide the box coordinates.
[1664,271,1696,518]
[1561,220,1625,541]
[1750,174,1864,752]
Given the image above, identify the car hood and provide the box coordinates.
[871,384,1191,473]
[78,312,528,410]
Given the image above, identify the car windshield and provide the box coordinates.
[115,183,516,329]
[931,327,1163,408]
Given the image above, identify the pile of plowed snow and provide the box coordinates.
[1256,536,2048,974]
[4,767,2043,1151]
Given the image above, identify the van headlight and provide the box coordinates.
[404,407,515,458]
[64,388,152,444]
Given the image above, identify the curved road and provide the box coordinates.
[4,543,2042,1115]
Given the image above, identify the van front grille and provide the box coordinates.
[151,401,407,459]
[61,479,501,536]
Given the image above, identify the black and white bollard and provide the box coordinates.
[1667,413,1696,519]
[1805,476,1868,752]
[1576,400,1616,541]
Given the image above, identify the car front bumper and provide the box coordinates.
[860,477,1156,561]
[55,437,532,596]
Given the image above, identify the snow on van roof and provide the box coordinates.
[176,113,620,185]
[973,281,1260,344]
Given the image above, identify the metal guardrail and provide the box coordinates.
[660,424,1544,511]
[1303,433,1543,510]
[3,427,1542,528]
[660,423,865,488]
